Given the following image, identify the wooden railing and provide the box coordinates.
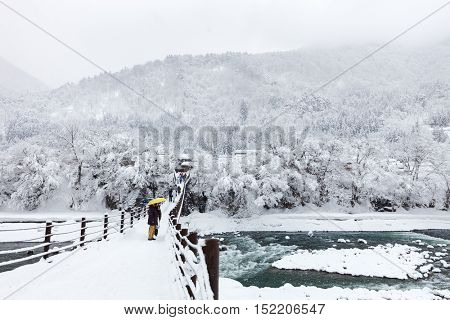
[168,177,219,300]
[0,206,146,268]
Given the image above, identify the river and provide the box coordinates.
[215,230,450,291]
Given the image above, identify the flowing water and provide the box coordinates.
[215,230,450,291]
[0,242,74,273]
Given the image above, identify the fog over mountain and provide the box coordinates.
[0,57,48,96]
[5,43,450,126]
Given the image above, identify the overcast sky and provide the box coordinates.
[1,0,449,88]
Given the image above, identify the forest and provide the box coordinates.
[0,45,449,214]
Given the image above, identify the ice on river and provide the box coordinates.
[272,244,432,280]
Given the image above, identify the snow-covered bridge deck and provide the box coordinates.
[0,200,179,299]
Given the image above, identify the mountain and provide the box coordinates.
[3,44,450,128]
[28,44,449,125]
[0,57,48,96]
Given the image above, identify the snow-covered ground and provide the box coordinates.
[220,278,450,300]
[271,244,444,280]
[182,208,450,234]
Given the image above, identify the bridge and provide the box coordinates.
[0,173,219,300]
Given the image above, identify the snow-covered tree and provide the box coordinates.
[10,147,61,210]
[430,147,450,210]
[209,172,248,215]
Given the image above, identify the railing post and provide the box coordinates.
[187,232,198,256]
[180,228,188,248]
[186,284,195,300]
[180,228,189,264]
[103,214,108,240]
[80,217,86,247]
[202,239,220,300]
[175,224,181,242]
[120,210,125,233]
[43,221,53,259]
[190,274,197,291]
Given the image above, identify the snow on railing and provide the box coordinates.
[167,175,219,300]
[0,206,147,267]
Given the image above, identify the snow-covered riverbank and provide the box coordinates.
[220,278,450,300]
[182,208,450,234]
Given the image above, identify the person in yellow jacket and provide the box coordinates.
[146,203,161,240]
